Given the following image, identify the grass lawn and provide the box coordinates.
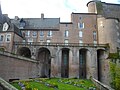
[11,78,97,90]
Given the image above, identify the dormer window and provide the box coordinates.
[19,18,26,29]
[2,22,9,31]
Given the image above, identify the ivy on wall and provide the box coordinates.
[96,1,103,14]
[109,60,120,89]
[108,53,119,59]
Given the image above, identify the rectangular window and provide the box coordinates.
[47,39,51,45]
[93,40,97,46]
[32,31,37,37]
[6,34,11,42]
[64,30,69,37]
[47,31,52,37]
[64,39,68,45]
[40,31,44,37]
[94,41,97,44]
[93,31,97,40]
[28,38,33,44]
[25,31,30,37]
[79,31,83,37]
[78,23,84,29]
[0,34,4,42]
[79,40,83,46]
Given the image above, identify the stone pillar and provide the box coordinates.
[69,48,79,78]
[51,47,61,78]
[89,49,98,79]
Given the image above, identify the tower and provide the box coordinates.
[87,0,102,14]
[0,2,3,24]
[0,1,3,30]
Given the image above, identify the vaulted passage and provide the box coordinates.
[79,49,87,79]
[61,48,69,78]
[17,47,31,58]
[38,48,51,78]
[97,49,105,81]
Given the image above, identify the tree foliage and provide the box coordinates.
[109,61,120,89]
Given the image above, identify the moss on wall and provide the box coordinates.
[109,62,120,89]
[108,53,119,59]
[96,1,103,14]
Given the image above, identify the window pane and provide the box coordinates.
[64,30,68,37]
[0,35,4,42]
[79,31,83,37]
[93,31,97,40]
[48,31,52,37]
[32,32,37,37]
[64,40,68,45]
[6,34,11,42]
[40,31,44,37]
[28,38,33,42]
[78,23,84,29]
[25,31,30,37]
[47,39,51,45]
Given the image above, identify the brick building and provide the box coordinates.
[0,0,120,86]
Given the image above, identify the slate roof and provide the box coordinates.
[11,18,60,30]
[0,15,23,38]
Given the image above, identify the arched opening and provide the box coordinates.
[61,48,69,78]
[17,47,31,58]
[79,49,88,79]
[97,49,105,81]
[38,48,51,78]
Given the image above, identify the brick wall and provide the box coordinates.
[0,52,38,81]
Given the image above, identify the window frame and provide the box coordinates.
[93,31,97,40]
[6,34,11,42]
[0,34,4,42]
[78,22,84,29]
[47,31,52,37]
[40,31,44,37]
[79,31,83,38]
[64,30,69,37]
[25,31,30,37]
[32,31,37,37]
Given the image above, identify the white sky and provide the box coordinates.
[0,0,120,22]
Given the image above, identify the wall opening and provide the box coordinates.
[38,48,51,78]
[79,49,87,79]
[97,49,105,81]
[61,48,69,78]
[17,47,31,58]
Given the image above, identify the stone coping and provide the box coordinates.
[92,78,114,90]
[0,77,18,90]
[0,51,37,63]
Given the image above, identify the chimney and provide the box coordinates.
[41,13,44,20]
[14,16,19,20]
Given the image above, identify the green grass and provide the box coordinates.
[11,78,96,90]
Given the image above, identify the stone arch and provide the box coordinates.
[97,49,106,81]
[37,47,51,78]
[17,47,31,58]
[79,48,90,79]
[61,48,70,78]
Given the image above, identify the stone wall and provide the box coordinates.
[0,51,38,81]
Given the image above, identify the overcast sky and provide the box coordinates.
[0,0,120,22]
